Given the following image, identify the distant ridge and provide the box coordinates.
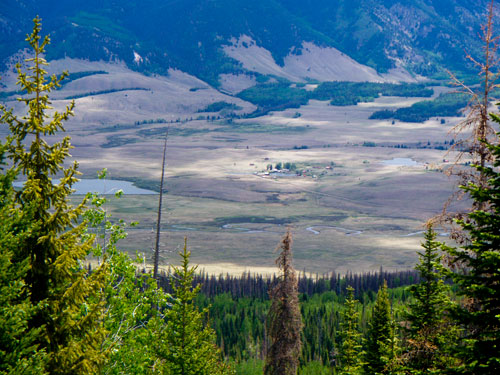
[0,0,494,87]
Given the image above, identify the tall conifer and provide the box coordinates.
[443,114,500,374]
[0,141,46,374]
[337,286,363,375]
[0,17,108,374]
[264,231,302,375]
[155,239,231,375]
[363,281,393,375]
[404,227,457,373]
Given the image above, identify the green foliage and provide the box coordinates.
[199,101,242,113]
[231,359,264,375]
[56,70,108,89]
[313,82,432,106]
[238,81,433,115]
[155,239,232,375]
[82,180,171,374]
[237,82,310,115]
[369,110,395,120]
[194,277,417,368]
[363,281,393,375]
[337,287,363,374]
[403,227,458,373]
[0,17,108,374]
[298,361,331,375]
[0,141,46,374]
[370,93,469,122]
[442,115,500,374]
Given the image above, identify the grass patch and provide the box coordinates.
[65,87,150,100]
[58,70,108,88]
[218,121,310,134]
[138,127,212,138]
[99,120,305,145]
[98,123,140,133]
[101,135,139,148]
[117,177,161,192]
[213,215,294,226]
[2,71,108,100]
[291,214,349,222]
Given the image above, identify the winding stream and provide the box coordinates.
[159,223,449,239]
[306,226,363,236]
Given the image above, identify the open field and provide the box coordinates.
[1,60,471,274]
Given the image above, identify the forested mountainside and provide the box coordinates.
[0,0,494,85]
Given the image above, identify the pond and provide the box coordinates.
[381,157,420,166]
[13,178,156,195]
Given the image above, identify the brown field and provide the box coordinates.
[1,61,468,274]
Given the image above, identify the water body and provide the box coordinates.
[167,224,448,238]
[306,226,363,236]
[222,224,265,234]
[403,230,449,237]
[403,230,425,237]
[382,157,420,166]
[13,178,156,195]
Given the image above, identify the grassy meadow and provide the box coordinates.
[0,62,467,274]
[57,85,466,274]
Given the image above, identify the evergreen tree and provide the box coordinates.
[0,17,108,374]
[403,227,457,373]
[264,231,302,375]
[0,141,46,374]
[155,238,232,375]
[337,286,363,375]
[443,113,500,374]
[363,281,393,375]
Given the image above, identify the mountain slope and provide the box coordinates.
[0,0,495,86]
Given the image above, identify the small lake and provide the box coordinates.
[381,158,420,166]
[13,179,156,195]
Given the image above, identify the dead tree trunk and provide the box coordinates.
[154,129,168,280]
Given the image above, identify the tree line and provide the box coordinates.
[155,268,421,301]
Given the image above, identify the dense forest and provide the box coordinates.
[237,81,433,116]
[369,93,470,123]
[1,16,500,375]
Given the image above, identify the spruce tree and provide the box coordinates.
[0,17,108,374]
[264,231,302,375]
[363,281,393,375]
[443,114,500,374]
[155,238,231,375]
[337,286,363,375]
[403,227,457,373]
[0,141,46,374]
